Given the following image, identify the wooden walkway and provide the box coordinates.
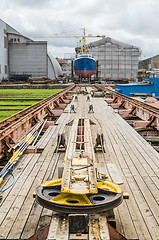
[0,90,159,240]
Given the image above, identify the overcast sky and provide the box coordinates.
[1,0,159,59]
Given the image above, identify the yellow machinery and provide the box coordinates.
[36,118,123,213]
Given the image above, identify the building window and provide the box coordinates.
[4,36,7,48]
[4,29,7,35]
[5,65,7,74]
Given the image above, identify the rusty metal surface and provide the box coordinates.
[94,84,159,131]
[0,85,75,160]
[94,84,159,114]
[108,224,127,240]
[89,213,110,240]
[45,213,126,240]
[28,224,49,240]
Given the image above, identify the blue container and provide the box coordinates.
[115,78,159,97]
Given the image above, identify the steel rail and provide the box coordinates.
[0,85,75,139]
[94,84,159,117]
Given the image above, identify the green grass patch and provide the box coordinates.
[0,100,37,105]
[0,116,8,121]
[0,110,20,116]
[0,89,62,99]
[0,89,62,121]
[0,106,27,110]
[0,101,38,106]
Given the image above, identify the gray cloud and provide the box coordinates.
[1,0,159,58]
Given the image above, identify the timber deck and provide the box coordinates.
[0,88,159,240]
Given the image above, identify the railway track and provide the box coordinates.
[94,84,159,130]
[94,84,159,114]
[1,83,159,161]
[0,84,76,160]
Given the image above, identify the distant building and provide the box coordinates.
[57,54,76,78]
[64,53,76,78]
[138,55,159,81]
[139,54,159,70]
[76,37,141,82]
[0,19,62,81]
[56,58,68,76]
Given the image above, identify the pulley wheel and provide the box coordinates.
[36,178,123,214]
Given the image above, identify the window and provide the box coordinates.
[5,65,7,74]
[4,29,7,35]
[4,36,7,48]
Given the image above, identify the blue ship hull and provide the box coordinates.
[74,56,96,78]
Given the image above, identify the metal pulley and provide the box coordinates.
[36,118,123,214]
[36,178,123,214]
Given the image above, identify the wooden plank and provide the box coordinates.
[37,126,56,151]
[21,121,69,239]
[110,115,159,218]
[0,154,29,201]
[102,104,159,234]
[0,154,40,239]
[0,154,37,223]
[91,98,159,239]
[9,136,59,239]
[36,126,55,149]
[107,163,123,185]
[0,93,158,240]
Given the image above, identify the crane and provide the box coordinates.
[34,28,105,54]
[34,28,105,39]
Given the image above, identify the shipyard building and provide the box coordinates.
[76,37,141,82]
[0,19,62,81]
[139,54,159,70]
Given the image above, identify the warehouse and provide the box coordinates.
[76,37,141,82]
[0,19,62,81]
[138,54,159,70]
[137,55,159,81]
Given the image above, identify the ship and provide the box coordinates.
[74,54,96,79]
[74,28,96,79]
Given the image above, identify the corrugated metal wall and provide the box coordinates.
[8,42,47,78]
[0,20,8,79]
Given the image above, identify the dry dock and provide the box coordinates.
[0,88,159,240]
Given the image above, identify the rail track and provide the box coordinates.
[1,83,159,161]
[94,84,159,131]
[0,84,76,160]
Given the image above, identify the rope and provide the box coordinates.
[0,155,21,192]
[0,170,15,192]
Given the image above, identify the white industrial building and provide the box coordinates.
[0,19,62,81]
[76,37,141,82]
